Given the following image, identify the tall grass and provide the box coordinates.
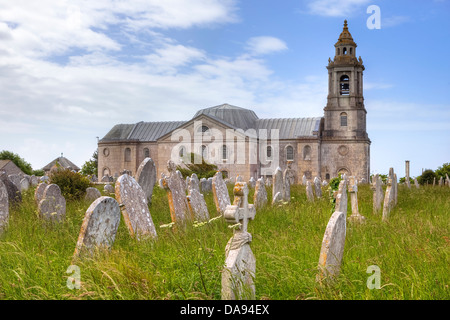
[0,183,448,300]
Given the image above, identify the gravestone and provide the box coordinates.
[306,181,314,202]
[34,182,48,205]
[248,177,256,189]
[253,178,267,209]
[314,177,322,198]
[236,175,243,182]
[40,175,49,183]
[371,174,383,214]
[283,169,291,202]
[348,176,366,223]
[159,160,190,223]
[85,187,102,202]
[284,165,296,186]
[8,174,21,191]
[73,196,121,259]
[187,185,209,222]
[439,176,443,187]
[38,184,66,222]
[0,173,21,204]
[222,182,256,300]
[414,178,420,189]
[272,167,284,205]
[382,177,395,221]
[103,184,114,194]
[393,173,398,205]
[446,174,450,187]
[212,171,231,214]
[200,177,212,193]
[302,175,307,185]
[433,177,436,186]
[317,210,346,283]
[334,175,348,216]
[90,174,98,183]
[0,180,8,233]
[135,157,157,204]
[115,174,157,240]
[405,160,411,188]
[188,173,200,192]
[30,175,39,187]
[20,177,30,192]
[101,175,110,183]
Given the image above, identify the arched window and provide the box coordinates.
[179,146,186,158]
[124,148,131,162]
[343,47,347,55]
[286,146,294,161]
[349,47,353,55]
[340,75,350,95]
[103,167,110,177]
[144,148,150,158]
[267,146,273,160]
[197,125,210,134]
[222,145,227,160]
[201,145,207,159]
[325,173,330,180]
[303,145,311,161]
[340,112,348,127]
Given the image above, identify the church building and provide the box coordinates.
[98,21,371,183]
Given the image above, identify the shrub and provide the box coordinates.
[49,168,92,200]
[176,153,218,179]
[418,169,436,185]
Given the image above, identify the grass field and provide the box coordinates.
[0,182,448,300]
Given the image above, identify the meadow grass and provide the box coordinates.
[0,183,448,300]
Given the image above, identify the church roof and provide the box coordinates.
[255,117,321,139]
[100,121,186,142]
[335,20,357,47]
[193,103,259,131]
[42,156,80,171]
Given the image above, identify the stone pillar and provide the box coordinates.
[405,160,411,188]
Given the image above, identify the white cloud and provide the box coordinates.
[306,0,370,17]
[382,16,411,28]
[245,36,288,56]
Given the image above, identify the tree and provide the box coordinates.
[176,153,218,179]
[418,169,436,185]
[435,163,450,179]
[80,150,98,176]
[0,150,33,175]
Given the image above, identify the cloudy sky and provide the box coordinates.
[0,0,449,178]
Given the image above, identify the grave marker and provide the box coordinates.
[135,157,157,204]
[212,171,231,214]
[38,184,66,222]
[0,180,8,233]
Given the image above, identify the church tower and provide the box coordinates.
[321,20,371,180]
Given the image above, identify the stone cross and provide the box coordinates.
[115,174,157,240]
[348,176,366,223]
[159,160,190,224]
[72,196,121,260]
[135,157,156,204]
[371,174,383,214]
[38,184,66,222]
[253,177,268,209]
[0,180,9,234]
[306,181,314,202]
[212,171,231,214]
[314,177,322,198]
[382,177,395,221]
[317,210,346,283]
[222,182,256,300]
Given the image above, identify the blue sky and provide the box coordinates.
[0,0,449,178]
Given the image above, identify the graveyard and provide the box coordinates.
[0,165,448,300]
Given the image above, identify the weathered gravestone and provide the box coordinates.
[34,182,48,205]
[393,173,398,205]
[187,174,209,222]
[20,178,30,191]
[248,177,256,189]
[253,178,268,209]
[189,173,200,192]
[135,157,157,204]
[0,180,9,233]
[382,177,395,222]
[236,175,243,182]
[115,174,157,240]
[272,167,284,205]
[348,176,366,223]
[314,177,322,198]
[302,175,307,185]
[38,184,66,222]
[200,177,213,193]
[306,181,314,202]
[73,196,121,259]
[0,172,22,204]
[222,182,256,300]
[414,178,420,189]
[159,161,190,224]
[439,176,443,187]
[317,210,346,283]
[446,174,450,187]
[212,171,231,214]
[103,184,114,194]
[371,174,383,214]
[284,163,296,186]
[8,174,21,191]
[283,169,291,202]
[334,175,348,215]
[85,187,102,202]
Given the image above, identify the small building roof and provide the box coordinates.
[0,160,25,176]
[42,156,80,172]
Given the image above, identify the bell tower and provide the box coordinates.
[321,20,370,181]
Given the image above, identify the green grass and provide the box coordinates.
[0,183,448,300]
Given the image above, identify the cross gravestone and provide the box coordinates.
[0,180,9,233]
[272,167,284,205]
[135,157,157,204]
[348,176,366,223]
[253,177,268,209]
[159,161,190,224]
[314,177,322,198]
[306,181,314,202]
[334,175,348,216]
[371,174,383,214]
[38,184,66,222]
[317,210,346,283]
[72,196,121,260]
[382,177,395,221]
[115,174,157,240]
[222,182,256,300]
[85,187,102,202]
[212,171,231,214]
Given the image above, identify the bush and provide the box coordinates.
[418,169,436,185]
[176,153,218,179]
[49,168,92,200]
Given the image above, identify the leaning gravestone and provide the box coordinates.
[38,184,66,222]
[314,177,322,198]
[135,157,157,204]
[187,185,210,222]
[159,160,190,224]
[317,210,346,283]
[0,180,9,233]
[371,174,383,214]
[334,175,348,215]
[85,187,102,202]
[73,196,121,259]
[34,182,48,205]
[0,173,22,204]
[306,181,314,202]
[272,167,284,205]
[8,174,21,192]
[212,171,231,214]
[253,178,268,209]
[115,174,157,240]
[348,176,366,223]
[222,182,256,300]
[382,177,395,222]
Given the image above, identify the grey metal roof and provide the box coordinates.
[100,124,135,141]
[193,103,259,131]
[254,117,322,139]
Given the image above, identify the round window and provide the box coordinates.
[103,148,110,157]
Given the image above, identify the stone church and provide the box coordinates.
[98,21,370,184]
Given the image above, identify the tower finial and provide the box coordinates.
[344,20,348,28]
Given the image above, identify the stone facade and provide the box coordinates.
[98,21,370,183]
